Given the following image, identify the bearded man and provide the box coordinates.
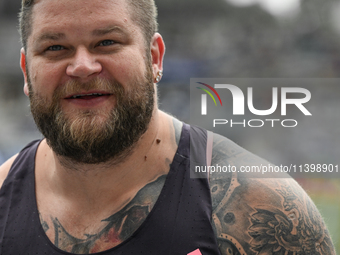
[0,0,336,254]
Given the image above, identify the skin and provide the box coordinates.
[0,0,336,254]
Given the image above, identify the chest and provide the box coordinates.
[37,175,167,254]
[1,136,220,254]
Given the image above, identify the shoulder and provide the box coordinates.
[209,133,336,255]
[211,132,275,174]
[0,139,41,189]
[0,154,18,188]
[211,132,293,180]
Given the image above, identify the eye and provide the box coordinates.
[47,45,65,51]
[98,40,115,47]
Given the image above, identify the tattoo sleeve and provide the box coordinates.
[210,133,336,255]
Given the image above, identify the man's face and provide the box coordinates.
[22,0,159,164]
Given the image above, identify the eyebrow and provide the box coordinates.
[36,26,126,44]
[92,26,126,37]
[36,32,66,43]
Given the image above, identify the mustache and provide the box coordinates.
[53,77,124,100]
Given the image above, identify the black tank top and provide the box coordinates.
[0,124,221,255]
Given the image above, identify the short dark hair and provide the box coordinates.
[19,0,158,50]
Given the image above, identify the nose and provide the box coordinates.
[66,46,102,78]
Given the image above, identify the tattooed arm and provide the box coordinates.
[210,133,336,255]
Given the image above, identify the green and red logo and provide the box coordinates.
[196,82,223,115]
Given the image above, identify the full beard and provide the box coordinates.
[28,69,154,166]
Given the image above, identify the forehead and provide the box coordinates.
[29,0,137,42]
[32,0,131,21]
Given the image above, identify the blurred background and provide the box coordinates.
[0,0,339,252]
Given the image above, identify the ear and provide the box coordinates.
[20,48,29,97]
[150,33,165,80]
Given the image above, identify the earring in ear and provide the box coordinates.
[155,70,163,83]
